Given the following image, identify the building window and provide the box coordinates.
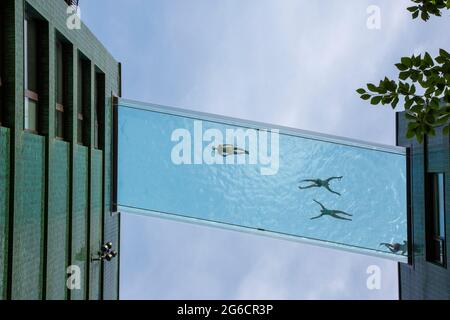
[77,55,90,145]
[426,173,447,266]
[94,71,105,149]
[56,39,69,140]
[24,16,39,133]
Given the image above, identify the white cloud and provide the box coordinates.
[119,214,398,300]
[80,0,450,300]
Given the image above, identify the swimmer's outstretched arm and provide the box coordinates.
[326,176,343,182]
[313,199,326,210]
[380,243,392,247]
[310,214,323,220]
[380,243,395,253]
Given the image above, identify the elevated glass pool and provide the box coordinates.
[117,99,408,261]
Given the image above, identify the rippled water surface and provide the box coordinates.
[118,101,407,261]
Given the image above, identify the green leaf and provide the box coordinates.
[367,83,378,92]
[370,96,382,105]
[430,97,440,108]
[411,104,424,113]
[412,10,419,19]
[405,112,416,120]
[425,86,436,96]
[407,120,419,129]
[398,81,408,94]
[356,88,366,94]
[435,114,450,126]
[395,63,408,71]
[410,71,419,82]
[413,55,421,67]
[399,71,410,80]
[391,96,399,109]
[443,125,450,135]
[407,6,418,12]
[381,96,393,105]
[386,80,397,92]
[415,96,425,105]
[421,11,430,21]
[361,94,371,100]
[406,129,415,139]
[440,48,450,59]
[401,57,412,68]
[424,52,434,66]
[405,99,415,109]
[436,56,446,64]
[416,132,424,144]
[376,83,387,94]
[428,127,436,136]
[445,73,450,84]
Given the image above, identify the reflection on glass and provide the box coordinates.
[438,174,445,238]
[56,109,64,139]
[24,16,39,133]
[24,98,38,132]
[427,173,446,265]
[77,119,83,145]
[117,100,408,261]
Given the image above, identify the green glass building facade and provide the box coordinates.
[397,112,450,299]
[0,0,121,300]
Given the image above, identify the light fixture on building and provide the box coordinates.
[65,0,79,7]
[91,242,118,262]
[64,0,80,13]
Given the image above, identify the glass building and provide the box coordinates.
[0,0,121,299]
[397,112,450,300]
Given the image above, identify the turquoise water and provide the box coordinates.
[118,100,407,261]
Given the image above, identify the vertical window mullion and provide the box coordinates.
[24,18,28,93]
[0,3,3,125]
[94,71,104,150]
[24,18,29,131]
[438,174,445,238]
[77,56,83,145]
[426,172,447,266]
[56,39,66,140]
[24,16,39,133]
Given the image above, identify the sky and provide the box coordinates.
[79,0,450,299]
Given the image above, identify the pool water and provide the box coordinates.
[117,99,408,261]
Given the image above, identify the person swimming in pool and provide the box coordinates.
[299,176,343,196]
[212,144,249,157]
[310,199,352,221]
[380,241,408,255]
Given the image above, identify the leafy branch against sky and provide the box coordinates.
[408,0,450,21]
[357,50,450,143]
[357,0,450,143]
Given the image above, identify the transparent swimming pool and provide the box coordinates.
[117,99,408,261]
